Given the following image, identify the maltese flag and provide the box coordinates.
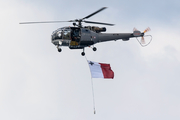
[88,60,114,79]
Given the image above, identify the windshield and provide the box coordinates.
[51,27,71,41]
[63,28,71,40]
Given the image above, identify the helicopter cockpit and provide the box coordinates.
[51,27,72,46]
[51,27,81,47]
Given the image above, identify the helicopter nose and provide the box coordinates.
[51,33,57,40]
[51,34,56,43]
[51,34,58,45]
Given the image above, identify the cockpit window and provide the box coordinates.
[63,29,71,40]
[57,30,63,39]
[52,27,71,41]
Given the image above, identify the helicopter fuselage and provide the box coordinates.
[51,26,142,50]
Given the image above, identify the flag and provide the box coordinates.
[88,60,114,79]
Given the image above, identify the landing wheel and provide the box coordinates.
[58,48,62,52]
[81,52,85,56]
[93,47,97,51]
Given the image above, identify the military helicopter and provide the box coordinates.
[20,7,152,56]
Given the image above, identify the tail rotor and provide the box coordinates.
[143,27,151,33]
[134,27,152,47]
[141,36,145,44]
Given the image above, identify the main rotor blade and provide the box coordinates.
[84,20,114,26]
[83,7,107,20]
[19,20,74,24]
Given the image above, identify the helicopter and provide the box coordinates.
[20,7,152,56]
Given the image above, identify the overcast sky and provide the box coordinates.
[0,0,180,120]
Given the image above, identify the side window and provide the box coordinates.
[63,29,71,40]
[57,31,62,39]
[73,29,79,36]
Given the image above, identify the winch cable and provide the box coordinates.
[85,55,96,114]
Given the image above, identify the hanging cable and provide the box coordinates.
[84,55,96,114]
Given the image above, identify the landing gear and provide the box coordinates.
[93,47,97,51]
[81,52,85,56]
[57,45,62,52]
[58,48,62,52]
[81,48,85,56]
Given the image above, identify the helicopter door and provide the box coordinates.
[70,28,81,46]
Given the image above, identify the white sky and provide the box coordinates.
[0,0,180,120]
